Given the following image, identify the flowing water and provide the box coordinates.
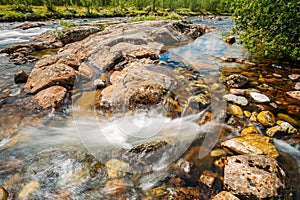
[0,17,299,199]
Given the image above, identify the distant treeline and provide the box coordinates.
[0,0,230,14]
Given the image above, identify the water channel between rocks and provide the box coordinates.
[0,17,299,199]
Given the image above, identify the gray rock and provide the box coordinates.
[223,94,248,106]
[59,26,100,45]
[224,155,285,199]
[249,91,270,103]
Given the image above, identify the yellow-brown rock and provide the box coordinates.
[221,135,279,158]
[18,181,40,200]
[229,105,243,117]
[212,191,240,200]
[105,159,130,179]
[241,126,259,136]
[0,187,8,200]
[257,111,276,127]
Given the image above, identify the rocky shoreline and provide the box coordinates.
[0,19,299,199]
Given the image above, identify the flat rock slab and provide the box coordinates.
[221,135,279,158]
[224,155,285,199]
[33,86,67,109]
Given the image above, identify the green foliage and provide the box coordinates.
[231,0,300,61]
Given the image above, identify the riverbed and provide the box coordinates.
[0,17,299,199]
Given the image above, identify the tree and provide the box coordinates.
[231,0,300,61]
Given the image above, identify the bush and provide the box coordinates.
[231,0,300,61]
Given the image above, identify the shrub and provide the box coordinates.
[231,0,300,61]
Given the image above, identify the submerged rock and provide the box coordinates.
[240,126,259,136]
[0,187,8,200]
[266,122,297,137]
[229,105,243,117]
[224,155,285,199]
[294,82,300,90]
[221,134,279,158]
[223,94,248,106]
[18,181,40,200]
[226,74,248,88]
[199,170,218,188]
[249,91,270,103]
[212,191,240,200]
[288,74,300,81]
[257,111,276,127]
[287,91,300,101]
[164,187,201,200]
[105,159,130,179]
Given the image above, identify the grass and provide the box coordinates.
[0,5,227,22]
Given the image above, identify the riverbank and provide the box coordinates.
[0,5,229,22]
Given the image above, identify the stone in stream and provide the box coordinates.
[288,74,300,81]
[0,186,9,200]
[277,113,298,126]
[266,121,297,137]
[224,155,285,199]
[240,126,259,136]
[18,181,40,200]
[199,170,218,188]
[33,86,67,109]
[105,159,130,179]
[287,91,300,101]
[23,20,215,113]
[14,70,28,84]
[223,35,236,44]
[164,187,201,199]
[229,105,243,117]
[257,110,276,127]
[223,94,248,106]
[226,74,248,88]
[24,63,76,94]
[212,191,240,200]
[221,134,279,158]
[249,91,270,103]
[295,82,300,90]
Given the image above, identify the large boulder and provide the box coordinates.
[24,63,75,94]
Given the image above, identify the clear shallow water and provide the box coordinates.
[0,17,299,199]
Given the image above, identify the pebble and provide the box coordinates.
[243,110,251,118]
[103,178,129,195]
[288,74,300,81]
[226,74,248,88]
[286,91,300,100]
[295,82,300,90]
[223,94,248,106]
[250,111,258,122]
[287,105,300,115]
[212,191,240,200]
[241,126,259,136]
[199,170,218,188]
[229,105,244,117]
[257,111,276,127]
[277,113,298,126]
[249,91,270,103]
[229,88,247,95]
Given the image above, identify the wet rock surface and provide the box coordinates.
[221,135,279,158]
[33,86,67,109]
[224,155,286,199]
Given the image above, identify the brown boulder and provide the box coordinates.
[224,155,285,199]
[33,86,67,109]
[24,63,75,94]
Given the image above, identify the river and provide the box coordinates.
[0,17,299,199]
